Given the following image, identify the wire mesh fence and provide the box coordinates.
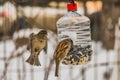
[0,26,119,80]
[0,1,120,80]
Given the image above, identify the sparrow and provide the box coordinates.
[26,30,47,66]
[53,38,73,77]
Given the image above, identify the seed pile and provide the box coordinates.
[62,45,92,65]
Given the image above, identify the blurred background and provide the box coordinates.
[0,0,120,80]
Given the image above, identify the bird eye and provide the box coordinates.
[31,37,36,40]
[39,40,43,42]
[34,48,38,52]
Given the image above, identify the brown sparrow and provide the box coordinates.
[53,38,73,77]
[26,30,47,66]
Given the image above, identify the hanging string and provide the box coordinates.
[69,0,75,5]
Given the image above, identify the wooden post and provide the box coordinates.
[115,18,120,80]
[83,0,87,16]
[101,0,120,50]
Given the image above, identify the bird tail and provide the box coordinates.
[26,54,41,66]
[55,61,59,77]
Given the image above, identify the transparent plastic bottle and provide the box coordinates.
[56,2,92,65]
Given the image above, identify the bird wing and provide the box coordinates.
[54,40,72,59]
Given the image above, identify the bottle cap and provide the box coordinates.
[67,3,77,11]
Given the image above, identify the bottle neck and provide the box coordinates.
[66,10,81,17]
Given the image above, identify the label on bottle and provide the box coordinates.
[58,26,91,46]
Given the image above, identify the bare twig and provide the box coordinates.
[44,59,54,80]
[0,49,27,80]
[22,56,26,80]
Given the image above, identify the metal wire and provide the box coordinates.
[69,0,75,5]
